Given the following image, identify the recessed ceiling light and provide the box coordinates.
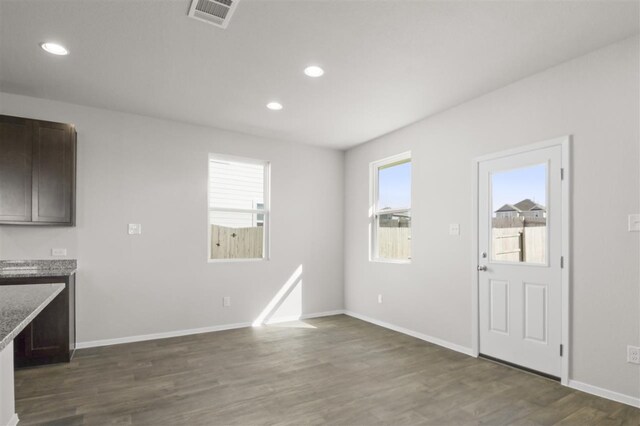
[304,65,324,77]
[266,102,283,111]
[40,42,69,56]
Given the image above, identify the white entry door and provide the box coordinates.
[478,143,563,377]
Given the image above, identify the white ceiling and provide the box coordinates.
[0,1,638,149]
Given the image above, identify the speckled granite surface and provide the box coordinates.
[0,260,77,278]
[0,284,65,351]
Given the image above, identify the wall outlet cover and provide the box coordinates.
[628,345,640,364]
[128,224,142,235]
[377,294,383,304]
[51,248,67,256]
[628,214,640,232]
[449,224,460,236]
[223,296,231,307]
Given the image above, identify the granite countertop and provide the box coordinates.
[0,259,77,278]
[0,283,65,351]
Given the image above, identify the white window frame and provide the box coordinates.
[369,151,412,264]
[207,153,270,263]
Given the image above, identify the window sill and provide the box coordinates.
[370,258,412,265]
[208,258,269,264]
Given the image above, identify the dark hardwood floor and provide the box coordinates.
[14,315,640,425]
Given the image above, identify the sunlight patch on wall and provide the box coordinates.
[252,265,303,327]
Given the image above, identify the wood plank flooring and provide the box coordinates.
[14,315,640,425]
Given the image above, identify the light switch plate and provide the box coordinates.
[449,224,460,236]
[628,214,640,232]
[128,224,142,235]
[51,248,67,256]
[223,296,231,307]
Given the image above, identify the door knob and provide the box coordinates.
[477,265,488,271]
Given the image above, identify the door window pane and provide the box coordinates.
[491,163,547,264]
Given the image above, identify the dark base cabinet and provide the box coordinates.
[0,274,76,368]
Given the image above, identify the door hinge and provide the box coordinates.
[560,256,564,268]
[560,344,563,357]
[561,168,564,180]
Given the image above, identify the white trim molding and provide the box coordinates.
[344,310,474,356]
[77,310,345,349]
[368,151,412,264]
[5,414,19,426]
[568,380,640,408]
[76,321,252,349]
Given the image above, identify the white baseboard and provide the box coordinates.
[344,311,640,408]
[344,310,475,356]
[301,309,345,319]
[267,310,346,324]
[76,310,346,349]
[75,310,639,410]
[5,413,18,426]
[568,380,640,408]
[76,321,251,349]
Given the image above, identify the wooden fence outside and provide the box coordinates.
[210,225,263,259]
[210,223,542,264]
[377,227,411,260]
[492,226,546,263]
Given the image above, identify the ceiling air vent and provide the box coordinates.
[187,0,239,29]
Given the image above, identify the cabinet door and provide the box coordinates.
[32,120,75,224]
[0,115,33,222]
[26,288,68,358]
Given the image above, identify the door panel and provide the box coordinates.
[0,116,32,221]
[32,121,74,223]
[489,280,509,334]
[478,144,562,377]
[524,283,547,343]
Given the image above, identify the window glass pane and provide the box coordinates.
[491,163,547,264]
[377,211,411,260]
[210,211,264,259]
[209,159,264,210]
[378,160,411,211]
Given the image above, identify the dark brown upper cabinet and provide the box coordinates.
[0,115,76,226]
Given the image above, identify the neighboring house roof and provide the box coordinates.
[513,198,546,212]
[496,204,521,213]
[513,198,536,211]
[495,199,546,213]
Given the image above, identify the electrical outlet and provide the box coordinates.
[377,294,383,304]
[449,223,460,236]
[51,248,67,256]
[223,296,231,307]
[629,214,640,232]
[628,345,640,364]
[128,224,142,235]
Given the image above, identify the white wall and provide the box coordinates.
[0,93,345,343]
[344,36,640,399]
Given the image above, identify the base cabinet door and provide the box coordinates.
[0,275,76,368]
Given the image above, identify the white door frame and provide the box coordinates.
[471,135,571,385]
